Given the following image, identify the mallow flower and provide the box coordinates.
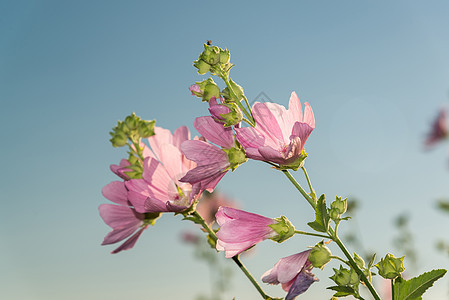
[235,91,315,170]
[180,116,247,193]
[99,181,159,254]
[215,207,295,258]
[262,250,318,300]
[125,126,198,213]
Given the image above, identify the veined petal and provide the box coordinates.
[99,204,144,227]
[180,163,228,184]
[102,181,129,205]
[285,271,318,300]
[158,144,185,182]
[288,91,303,124]
[194,116,234,148]
[303,102,315,129]
[111,226,147,254]
[258,146,286,164]
[275,250,311,284]
[141,157,174,195]
[181,140,227,165]
[148,127,173,160]
[252,102,284,144]
[235,127,265,148]
[173,126,190,150]
[291,122,313,147]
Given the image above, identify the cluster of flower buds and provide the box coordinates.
[109,112,155,147]
[329,196,348,221]
[193,43,232,76]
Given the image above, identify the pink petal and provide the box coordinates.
[194,116,235,148]
[158,144,185,182]
[235,127,265,148]
[181,140,227,165]
[288,92,303,124]
[291,122,313,147]
[141,157,174,195]
[180,163,228,185]
[303,102,315,129]
[252,102,284,144]
[99,204,144,229]
[148,126,173,160]
[173,126,190,149]
[258,146,286,164]
[111,226,147,254]
[102,181,129,205]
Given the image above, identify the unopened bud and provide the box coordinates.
[331,196,347,215]
[330,266,351,286]
[193,59,211,75]
[375,253,405,279]
[138,120,155,138]
[268,216,295,243]
[308,240,332,269]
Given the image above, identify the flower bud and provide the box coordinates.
[353,253,365,269]
[201,44,221,65]
[375,253,405,279]
[330,266,351,286]
[124,113,139,130]
[209,100,243,127]
[268,216,295,243]
[193,59,211,75]
[349,268,360,285]
[219,49,230,64]
[331,196,347,215]
[191,78,220,102]
[329,208,341,220]
[110,131,127,147]
[137,119,155,138]
[308,240,332,269]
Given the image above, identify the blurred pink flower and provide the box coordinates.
[262,250,318,300]
[215,207,277,258]
[196,191,238,224]
[235,91,314,168]
[99,181,148,254]
[125,126,198,213]
[180,116,236,192]
[425,108,448,148]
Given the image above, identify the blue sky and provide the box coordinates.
[2,1,449,299]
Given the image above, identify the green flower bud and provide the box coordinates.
[349,268,360,285]
[353,253,365,269]
[329,208,341,220]
[203,81,220,102]
[223,144,247,171]
[124,113,139,130]
[138,119,155,138]
[193,59,211,75]
[110,131,127,147]
[375,253,405,279]
[308,240,332,269]
[219,49,230,64]
[268,216,295,243]
[330,266,351,286]
[201,44,221,65]
[331,196,347,215]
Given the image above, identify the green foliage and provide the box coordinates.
[308,194,330,233]
[393,269,446,300]
[327,285,357,298]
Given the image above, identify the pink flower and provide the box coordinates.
[99,181,148,254]
[215,207,277,258]
[425,108,448,148]
[180,116,245,192]
[208,97,230,121]
[125,126,198,213]
[262,250,318,300]
[196,191,238,224]
[235,91,315,168]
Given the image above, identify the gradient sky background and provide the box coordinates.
[2,1,449,299]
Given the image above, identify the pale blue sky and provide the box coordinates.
[1,1,449,299]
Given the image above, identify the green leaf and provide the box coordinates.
[307,194,330,233]
[327,286,356,297]
[394,269,447,300]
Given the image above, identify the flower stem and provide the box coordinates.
[294,230,329,239]
[331,230,381,300]
[330,255,350,267]
[281,169,316,209]
[301,166,316,201]
[190,210,272,299]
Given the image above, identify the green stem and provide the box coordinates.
[281,169,316,209]
[190,211,271,299]
[330,255,351,267]
[301,166,316,201]
[391,279,395,300]
[294,230,329,239]
[331,230,381,300]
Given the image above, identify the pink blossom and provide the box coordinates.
[208,97,230,122]
[425,108,448,148]
[262,250,318,300]
[189,84,201,95]
[99,181,148,254]
[125,126,198,213]
[235,91,314,168]
[196,191,238,224]
[180,116,240,192]
[215,207,277,258]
